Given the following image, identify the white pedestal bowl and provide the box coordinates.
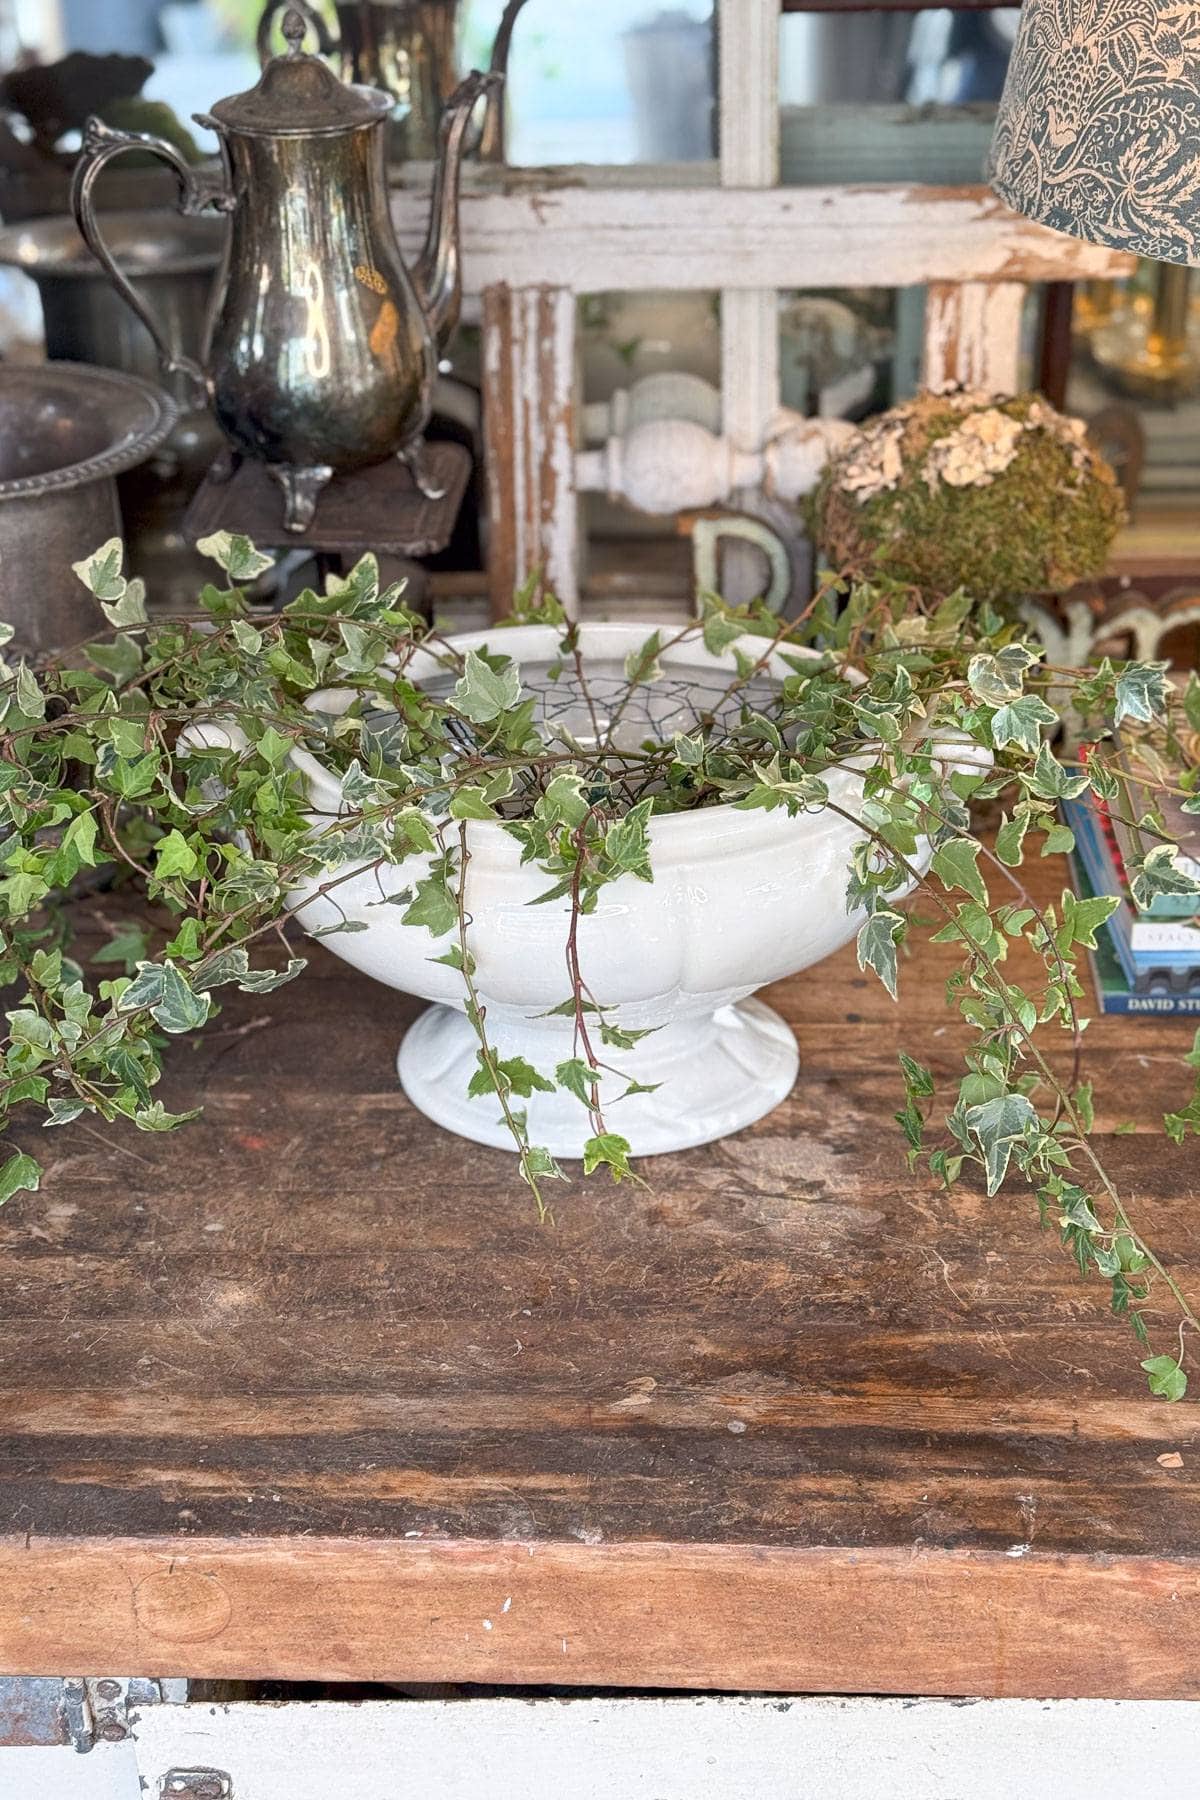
[288,623,926,1159]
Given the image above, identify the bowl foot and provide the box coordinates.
[397,997,799,1159]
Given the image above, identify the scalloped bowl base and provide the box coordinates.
[397,996,800,1159]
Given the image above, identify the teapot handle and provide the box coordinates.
[69,118,232,406]
[255,0,336,67]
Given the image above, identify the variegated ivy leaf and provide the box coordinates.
[672,732,705,767]
[856,909,904,1000]
[989,693,1057,753]
[324,553,380,611]
[967,643,1039,705]
[965,1091,1037,1194]
[100,577,148,630]
[624,631,663,687]
[0,1151,40,1206]
[1026,742,1089,801]
[14,662,44,720]
[538,772,589,830]
[930,837,987,905]
[1114,661,1170,726]
[71,537,126,600]
[700,597,745,655]
[117,960,212,1034]
[1129,842,1200,910]
[451,648,523,724]
[603,797,654,883]
[195,531,276,583]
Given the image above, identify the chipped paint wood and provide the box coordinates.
[394,184,1132,295]
[718,0,780,602]
[481,283,578,617]
[922,279,1026,393]
[0,854,1198,1692]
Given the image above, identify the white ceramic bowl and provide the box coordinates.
[288,623,941,1158]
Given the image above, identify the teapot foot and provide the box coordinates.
[270,462,333,533]
[398,441,448,502]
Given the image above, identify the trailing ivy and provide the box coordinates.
[2,539,1199,1397]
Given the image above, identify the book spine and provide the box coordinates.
[1093,991,1200,1016]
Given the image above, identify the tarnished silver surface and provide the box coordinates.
[0,210,225,405]
[0,363,175,654]
[69,11,497,533]
[255,0,526,161]
[0,210,228,608]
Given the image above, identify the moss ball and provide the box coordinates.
[811,390,1125,604]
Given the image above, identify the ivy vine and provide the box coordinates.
[2,536,1200,1398]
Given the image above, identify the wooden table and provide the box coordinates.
[1,855,1198,1699]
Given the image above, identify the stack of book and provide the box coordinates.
[1062,758,1200,1017]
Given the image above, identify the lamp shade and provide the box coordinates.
[988,0,1200,266]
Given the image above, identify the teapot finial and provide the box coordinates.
[282,8,307,54]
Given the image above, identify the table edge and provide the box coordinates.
[2,1535,1197,1698]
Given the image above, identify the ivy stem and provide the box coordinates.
[565,810,608,1139]
[453,822,553,1220]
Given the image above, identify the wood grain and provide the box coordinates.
[1,853,1198,1691]
[3,1539,1198,1697]
[482,283,578,617]
[922,280,1025,393]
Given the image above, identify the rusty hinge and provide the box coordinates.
[0,1675,181,1752]
[162,1772,232,1800]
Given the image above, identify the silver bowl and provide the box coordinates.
[0,362,175,653]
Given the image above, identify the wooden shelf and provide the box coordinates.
[1,854,1197,1694]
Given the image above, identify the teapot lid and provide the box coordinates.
[207,8,391,138]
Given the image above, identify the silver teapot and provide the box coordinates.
[70,8,498,532]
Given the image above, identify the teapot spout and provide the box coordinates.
[414,69,501,353]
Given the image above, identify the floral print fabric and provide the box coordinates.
[988,0,1200,265]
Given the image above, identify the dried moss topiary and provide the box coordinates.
[811,390,1125,604]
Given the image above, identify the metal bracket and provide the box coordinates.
[0,1674,183,1753]
[162,1771,233,1800]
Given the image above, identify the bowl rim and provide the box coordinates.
[291,620,875,858]
[0,362,177,499]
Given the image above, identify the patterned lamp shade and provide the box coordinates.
[988,0,1200,266]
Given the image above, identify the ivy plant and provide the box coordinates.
[3,537,1200,1399]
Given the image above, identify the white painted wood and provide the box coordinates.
[131,1695,1200,1800]
[576,409,853,511]
[482,284,579,616]
[922,279,1027,393]
[718,0,779,188]
[392,184,1131,298]
[1,1744,139,1800]
[717,0,781,602]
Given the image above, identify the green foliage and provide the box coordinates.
[1,545,1198,1399]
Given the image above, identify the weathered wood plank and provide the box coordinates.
[2,1538,1198,1697]
[922,279,1026,392]
[393,185,1133,294]
[481,283,578,617]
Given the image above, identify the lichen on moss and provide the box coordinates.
[811,390,1126,605]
